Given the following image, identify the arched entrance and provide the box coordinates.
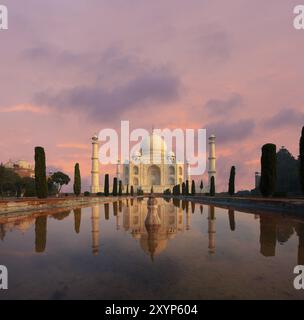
[148,165,161,186]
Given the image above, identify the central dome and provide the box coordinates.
[140,133,167,156]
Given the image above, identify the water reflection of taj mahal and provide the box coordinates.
[1,199,304,264]
[123,197,187,260]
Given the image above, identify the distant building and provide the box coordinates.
[4,159,34,178]
[255,172,261,189]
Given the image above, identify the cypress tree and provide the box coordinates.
[73,163,81,196]
[112,177,118,196]
[191,180,196,195]
[34,146,48,198]
[228,166,236,196]
[185,180,189,195]
[104,174,109,196]
[118,180,122,196]
[210,176,215,196]
[126,184,129,195]
[260,143,277,197]
[300,126,304,194]
[130,185,134,197]
[182,182,186,195]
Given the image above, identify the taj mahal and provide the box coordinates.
[91,131,216,194]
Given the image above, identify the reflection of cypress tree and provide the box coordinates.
[73,208,82,234]
[295,223,304,265]
[126,199,129,207]
[200,205,203,215]
[119,200,122,213]
[113,201,118,216]
[191,201,195,214]
[182,200,186,211]
[259,215,277,257]
[228,209,235,231]
[164,197,170,203]
[173,198,180,208]
[35,216,47,253]
[104,203,109,220]
[0,224,6,241]
[276,222,294,244]
[209,206,215,220]
[130,198,134,206]
[52,210,70,221]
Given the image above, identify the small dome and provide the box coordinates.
[132,150,142,160]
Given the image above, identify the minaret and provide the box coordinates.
[91,205,100,256]
[91,134,100,193]
[116,159,121,181]
[208,134,216,191]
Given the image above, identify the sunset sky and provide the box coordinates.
[1,0,304,192]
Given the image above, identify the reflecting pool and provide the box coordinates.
[0,197,304,300]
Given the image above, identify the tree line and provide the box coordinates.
[0,146,81,198]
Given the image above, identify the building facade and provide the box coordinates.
[90,132,217,194]
[123,133,184,193]
[4,159,34,178]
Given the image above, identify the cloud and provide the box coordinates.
[197,30,232,62]
[264,108,304,128]
[0,104,49,114]
[207,119,255,144]
[204,93,243,116]
[33,68,181,122]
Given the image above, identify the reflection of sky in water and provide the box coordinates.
[0,198,304,300]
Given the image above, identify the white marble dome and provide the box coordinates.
[140,133,167,156]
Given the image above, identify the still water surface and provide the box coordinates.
[0,197,304,300]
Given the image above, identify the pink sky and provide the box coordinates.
[0,0,304,192]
